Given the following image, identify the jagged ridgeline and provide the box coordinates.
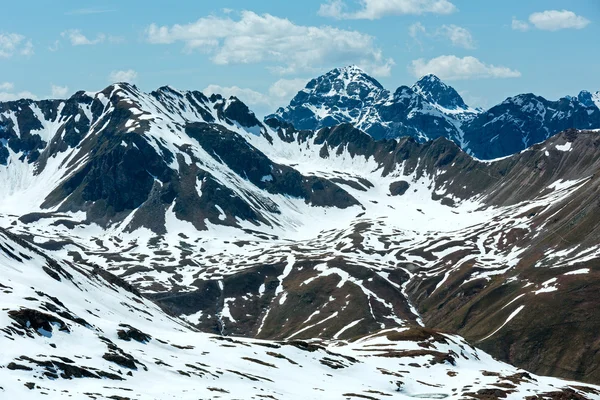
[269,65,600,159]
[0,75,600,397]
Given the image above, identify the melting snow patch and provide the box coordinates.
[555,142,572,152]
[221,298,237,322]
[564,268,590,276]
[534,278,558,295]
[481,305,525,341]
[182,310,203,325]
[214,205,226,221]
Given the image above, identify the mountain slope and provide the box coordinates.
[3,228,600,399]
[1,84,600,387]
[0,83,357,233]
[6,229,600,399]
[463,93,600,159]
[269,66,600,159]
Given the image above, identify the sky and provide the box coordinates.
[1,0,599,116]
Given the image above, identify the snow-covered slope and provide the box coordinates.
[2,83,600,387]
[269,66,600,159]
[2,228,600,399]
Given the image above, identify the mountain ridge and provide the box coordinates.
[269,65,600,159]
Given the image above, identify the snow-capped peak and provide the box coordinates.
[411,74,469,111]
[300,65,386,101]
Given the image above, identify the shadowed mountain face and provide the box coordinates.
[269,66,600,159]
[1,83,600,388]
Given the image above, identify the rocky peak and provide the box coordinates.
[500,93,544,108]
[411,74,468,111]
[298,65,387,103]
[219,96,262,129]
[578,90,600,109]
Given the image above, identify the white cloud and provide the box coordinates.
[145,11,393,77]
[511,17,530,31]
[268,78,308,103]
[318,0,346,18]
[61,29,106,46]
[437,25,475,49]
[49,40,61,52]
[528,10,590,31]
[203,78,309,117]
[0,82,38,101]
[0,33,34,58]
[408,22,426,48]
[20,40,34,57]
[0,83,72,102]
[410,55,521,80]
[318,0,456,20]
[0,90,38,102]
[459,90,488,109]
[409,22,426,39]
[51,85,69,98]
[408,23,474,49]
[204,84,270,107]
[109,69,138,83]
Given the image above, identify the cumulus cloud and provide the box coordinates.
[408,23,474,49]
[318,0,347,18]
[0,83,73,102]
[268,78,308,103]
[409,22,426,39]
[0,86,38,101]
[145,11,393,77]
[528,10,590,31]
[204,84,270,106]
[410,55,521,80]
[0,33,34,58]
[0,82,14,91]
[109,69,138,83]
[61,29,106,46]
[318,0,456,20]
[51,85,69,98]
[511,17,530,32]
[437,25,475,49]
[203,78,309,117]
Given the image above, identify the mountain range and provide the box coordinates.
[0,73,600,398]
[269,65,600,159]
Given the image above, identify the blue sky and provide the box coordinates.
[1,0,599,116]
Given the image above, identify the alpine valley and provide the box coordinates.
[1,67,600,399]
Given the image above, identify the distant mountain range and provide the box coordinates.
[268,65,600,159]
